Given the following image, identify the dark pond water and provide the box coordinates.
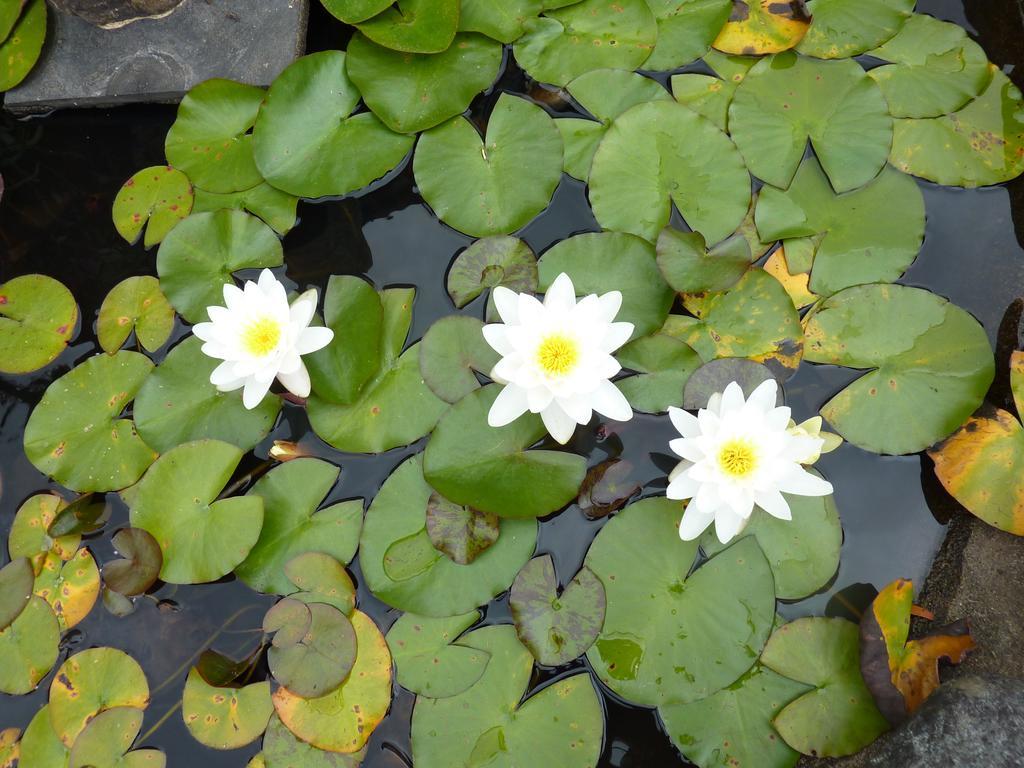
[1,1,1023,765]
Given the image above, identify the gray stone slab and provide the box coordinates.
[4,0,308,114]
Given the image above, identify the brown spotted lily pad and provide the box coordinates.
[111,166,193,248]
[714,0,810,55]
[387,610,491,697]
[0,728,18,768]
[182,668,274,750]
[283,552,357,615]
[34,548,100,630]
[425,492,501,565]
[67,706,165,768]
[97,276,175,354]
[0,274,78,375]
[510,555,606,666]
[7,493,80,567]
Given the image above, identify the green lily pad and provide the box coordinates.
[585,498,775,706]
[19,706,69,768]
[513,0,658,87]
[261,715,366,767]
[192,182,299,236]
[112,167,194,248]
[802,284,994,455]
[253,51,414,199]
[447,236,538,309]
[264,598,356,699]
[356,0,461,53]
[701,475,841,600]
[643,0,732,71]
[658,664,809,768]
[283,552,358,615]
[510,555,605,666]
[103,528,163,597]
[670,51,758,132]
[866,14,992,119]
[797,0,913,59]
[890,68,1024,188]
[361,455,536,616]
[657,228,752,295]
[0,274,77,375]
[272,610,392,754]
[128,439,264,584]
[155,209,283,324]
[673,269,804,377]
[414,93,563,238]
[0,1,22,42]
[557,68,672,181]
[23,351,156,493]
[459,0,543,42]
[420,316,500,403]
[424,385,587,518]
[68,707,164,768]
[48,648,150,747]
[164,78,266,194]
[754,157,925,297]
[320,0,391,23]
[134,336,281,453]
[616,331,703,413]
[0,0,46,91]
[411,625,603,768]
[760,618,890,757]
[712,0,810,55]
[425,491,500,564]
[8,493,80,565]
[34,547,100,630]
[235,458,361,595]
[0,557,33,631]
[0,595,58,695]
[537,231,675,340]
[97,276,174,355]
[681,358,778,410]
[346,32,502,134]
[589,100,751,244]
[387,610,491,697]
[728,52,892,193]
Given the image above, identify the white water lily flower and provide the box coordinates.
[667,378,834,545]
[193,269,334,409]
[482,272,634,444]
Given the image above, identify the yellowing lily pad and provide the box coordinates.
[0,595,59,695]
[34,547,100,630]
[49,648,150,747]
[127,439,264,584]
[0,729,16,768]
[803,284,994,455]
[68,707,165,768]
[111,167,194,248]
[261,715,366,767]
[182,668,273,750]
[8,493,79,566]
[713,0,810,55]
[763,248,818,310]
[890,68,1024,188]
[273,610,392,755]
[164,78,266,194]
[586,498,775,706]
[797,0,914,59]
[361,454,537,615]
[236,459,361,595]
[411,625,603,768]
[97,276,175,354]
[589,100,751,244]
[19,706,69,767]
[23,351,157,493]
[0,274,77,375]
[387,610,491,697]
[414,93,563,238]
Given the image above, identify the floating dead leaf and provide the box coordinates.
[425,491,500,565]
[103,528,163,596]
[714,0,810,55]
[577,459,640,519]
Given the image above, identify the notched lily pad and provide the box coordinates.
[112,166,194,248]
[387,610,491,697]
[192,182,299,236]
[0,595,59,695]
[283,551,358,615]
[713,0,810,55]
[0,274,78,375]
[419,316,500,403]
[356,0,461,53]
[8,493,79,565]
[510,555,606,666]
[97,276,175,354]
[34,547,100,630]
[671,51,758,132]
[425,491,500,565]
[459,0,544,42]
[657,228,751,295]
[264,598,357,699]
[67,706,165,768]
[103,528,163,596]
[447,236,538,309]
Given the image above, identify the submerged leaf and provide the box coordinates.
[425,492,500,565]
[577,458,641,517]
[112,166,194,248]
[0,274,78,375]
[387,611,491,697]
[447,236,538,309]
[97,276,175,354]
[682,358,778,410]
[103,528,163,596]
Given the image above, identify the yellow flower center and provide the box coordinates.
[718,439,757,478]
[241,316,282,357]
[536,334,580,376]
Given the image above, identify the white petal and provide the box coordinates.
[210,361,245,389]
[591,380,633,422]
[278,349,302,374]
[597,291,623,323]
[540,401,577,444]
[666,470,700,500]
[488,384,530,427]
[544,272,577,312]
[289,289,318,329]
[527,385,554,412]
[719,381,745,414]
[223,282,245,310]
[764,405,792,431]
[669,437,705,463]
[295,326,334,355]
[678,505,715,541]
[756,489,792,521]
[277,362,311,398]
[492,286,520,324]
[777,467,833,497]
[242,376,274,410]
[706,392,723,415]
[602,322,634,353]
[482,324,515,356]
[668,407,701,438]
[193,321,215,342]
[492,355,522,383]
[714,508,747,545]
[557,394,593,425]
[746,378,779,415]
